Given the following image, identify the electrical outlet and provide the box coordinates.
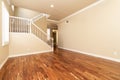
[113,52,118,55]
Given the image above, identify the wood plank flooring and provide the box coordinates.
[0,48,120,80]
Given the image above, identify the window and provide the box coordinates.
[2,1,9,46]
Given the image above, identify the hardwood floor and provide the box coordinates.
[0,48,120,80]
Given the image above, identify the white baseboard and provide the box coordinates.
[0,57,9,69]
[0,50,53,69]
[59,47,120,63]
[9,50,53,58]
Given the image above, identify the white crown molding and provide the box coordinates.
[0,57,9,69]
[59,0,104,23]
[46,0,104,24]
[31,13,50,22]
[59,47,120,63]
[47,19,59,24]
[9,0,104,24]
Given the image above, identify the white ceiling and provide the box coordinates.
[11,0,97,21]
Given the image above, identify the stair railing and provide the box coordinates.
[31,23,47,43]
[9,16,53,47]
[31,13,50,22]
[9,16,31,33]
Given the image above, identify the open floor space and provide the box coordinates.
[0,49,120,80]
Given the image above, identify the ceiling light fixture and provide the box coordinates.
[50,4,54,8]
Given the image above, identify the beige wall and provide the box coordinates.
[58,0,120,60]
[15,7,40,19]
[34,16,47,32]
[9,33,52,56]
[0,0,14,68]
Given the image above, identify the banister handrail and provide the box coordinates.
[31,13,50,22]
[9,16,47,35]
[31,14,43,22]
[31,23,47,36]
[10,16,30,21]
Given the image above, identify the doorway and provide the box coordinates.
[52,30,58,50]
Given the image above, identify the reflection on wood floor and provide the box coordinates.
[0,48,120,80]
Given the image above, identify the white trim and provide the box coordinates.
[0,50,52,69]
[10,16,30,21]
[31,14,43,20]
[32,15,43,22]
[59,0,104,23]
[59,47,120,63]
[31,13,50,22]
[47,19,59,24]
[9,50,53,58]
[43,14,50,18]
[0,57,9,69]
[30,22,32,33]
[9,32,31,34]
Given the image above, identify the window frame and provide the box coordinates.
[2,1,10,46]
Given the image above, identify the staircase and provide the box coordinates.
[9,15,53,47]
